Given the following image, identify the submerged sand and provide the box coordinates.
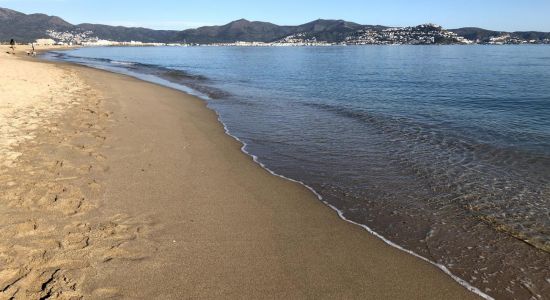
[0,45,481,299]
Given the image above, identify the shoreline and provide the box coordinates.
[43,47,492,299]
[2,45,483,299]
[216,105,491,298]
[40,47,520,299]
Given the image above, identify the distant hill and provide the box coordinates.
[175,19,382,43]
[450,27,550,43]
[76,23,179,43]
[290,19,376,43]
[0,7,180,43]
[449,27,502,42]
[1,7,549,45]
[0,7,72,42]
[176,19,294,43]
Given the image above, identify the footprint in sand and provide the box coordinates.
[0,65,158,299]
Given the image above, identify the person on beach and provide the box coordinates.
[10,39,16,54]
[25,43,36,56]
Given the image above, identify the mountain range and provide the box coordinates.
[1,7,549,44]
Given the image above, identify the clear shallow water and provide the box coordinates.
[46,46,550,299]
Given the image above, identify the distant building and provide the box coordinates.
[35,38,56,45]
[82,39,114,46]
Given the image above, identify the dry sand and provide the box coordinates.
[0,45,481,299]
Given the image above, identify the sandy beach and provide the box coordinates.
[0,45,481,299]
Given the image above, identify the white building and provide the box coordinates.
[34,38,56,45]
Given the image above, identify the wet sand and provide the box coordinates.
[0,45,481,299]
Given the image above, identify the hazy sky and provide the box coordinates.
[1,0,549,31]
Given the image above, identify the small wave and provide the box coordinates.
[46,51,230,100]
[159,69,208,81]
[111,60,136,66]
[303,100,550,252]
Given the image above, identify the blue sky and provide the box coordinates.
[1,0,549,31]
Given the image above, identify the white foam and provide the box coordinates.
[111,60,136,66]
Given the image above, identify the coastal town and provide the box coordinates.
[35,24,550,47]
[344,24,473,45]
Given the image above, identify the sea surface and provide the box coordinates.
[45,45,550,299]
